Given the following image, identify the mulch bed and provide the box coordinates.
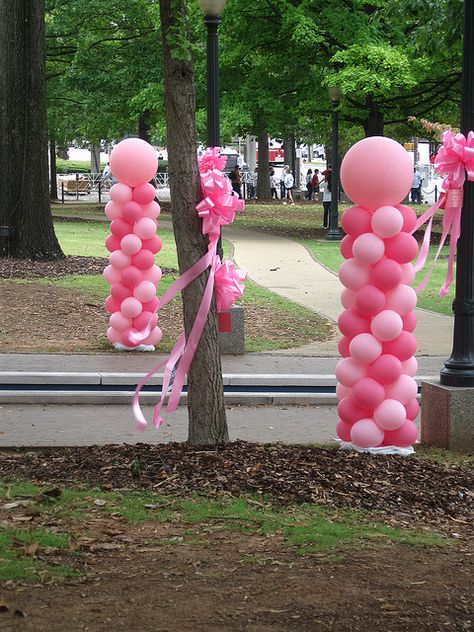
[1,442,472,536]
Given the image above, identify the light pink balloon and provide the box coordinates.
[103,265,121,285]
[341,206,372,236]
[120,234,142,256]
[371,205,403,238]
[350,333,382,364]
[340,137,413,208]
[400,263,415,284]
[401,356,418,377]
[371,310,403,342]
[370,259,403,291]
[105,200,123,220]
[350,418,385,448]
[122,201,143,222]
[383,420,418,447]
[352,233,385,264]
[121,296,143,318]
[335,358,366,387]
[374,399,406,430]
[109,312,131,331]
[107,327,123,344]
[109,250,131,270]
[110,138,158,188]
[134,280,157,302]
[341,288,357,309]
[144,326,163,346]
[385,374,418,404]
[336,420,353,442]
[355,284,385,317]
[339,258,370,290]
[142,201,161,219]
[142,264,162,284]
[336,383,352,400]
[133,217,157,240]
[109,183,133,205]
[352,378,385,409]
[133,183,157,205]
[385,284,417,315]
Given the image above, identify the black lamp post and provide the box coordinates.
[440,1,474,386]
[326,86,342,241]
[199,0,227,260]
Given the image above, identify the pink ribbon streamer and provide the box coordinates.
[413,130,474,297]
[132,148,245,431]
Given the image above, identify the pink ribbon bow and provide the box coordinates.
[198,146,228,173]
[414,130,474,297]
[214,258,247,312]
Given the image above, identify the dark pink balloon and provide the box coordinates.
[133,183,156,205]
[402,311,417,332]
[132,249,155,270]
[340,234,355,259]
[341,206,372,236]
[105,234,121,253]
[111,282,132,302]
[383,331,417,361]
[352,377,385,409]
[133,311,157,331]
[405,398,420,420]
[382,420,418,447]
[141,297,159,312]
[336,420,353,442]
[370,259,403,290]
[368,354,402,385]
[337,397,371,425]
[338,336,351,357]
[355,284,386,317]
[121,327,140,348]
[384,233,418,264]
[121,265,143,288]
[397,204,417,233]
[110,218,132,238]
[337,308,370,339]
[122,201,143,222]
[104,295,121,314]
[142,235,162,254]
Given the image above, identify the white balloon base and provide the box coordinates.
[339,441,415,457]
[113,342,155,352]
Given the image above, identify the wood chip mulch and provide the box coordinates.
[1,442,472,535]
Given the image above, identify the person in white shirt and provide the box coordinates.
[283,166,295,205]
[321,169,332,228]
[269,169,278,199]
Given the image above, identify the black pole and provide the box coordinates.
[204,15,223,259]
[326,100,342,240]
[440,0,474,386]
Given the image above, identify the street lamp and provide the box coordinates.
[326,86,342,241]
[198,0,227,259]
[440,0,474,386]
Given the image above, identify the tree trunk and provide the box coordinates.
[364,98,384,136]
[159,0,228,445]
[138,110,152,144]
[57,145,68,160]
[256,130,271,200]
[50,137,58,201]
[0,0,63,260]
[283,135,295,173]
[90,144,101,173]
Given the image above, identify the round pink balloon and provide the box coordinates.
[105,234,122,253]
[335,358,367,387]
[371,205,403,238]
[350,418,385,448]
[336,420,353,442]
[110,218,132,238]
[383,331,417,361]
[103,265,122,285]
[352,233,385,265]
[104,295,121,314]
[111,282,131,302]
[340,137,413,208]
[368,354,402,385]
[402,311,417,332]
[144,326,163,346]
[105,200,123,220]
[341,289,357,309]
[142,201,161,219]
[133,183,156,205]
[109,250,131,270]
[121,296,143,319]
[109,312,131,331]
[337,397,371,425]
[133,249,155,270]
[121,327,140,348]
[120,234,142,256]
[383,420,418,447]
[133,217,157,240]
[110,138,158,188]
[338,336,351,357]
[133,311,157,331]
[336,383,352,400]
[141,297,160,312]
[341,206,373,236]
[374,399,406,430]
[355,284,386,317]
[122,201,143,223]
[142,264,162,284]
[385,374,418,404]
[340,234,355,259]
[142,236,162,254]
[371,310,403,342]
[338,309,370,339]
[350,333,382,364]
[370,259,403,291]
[384,233,418,264]
[107,327,123,344]
[352,378,385,409]
[109,183,132,205]
[397,205,417,233]
[121,265,143,288]
[339,259,370,290]
[402,356,418,377]
[385,284,417,315]
[405,399,420,421]
[134,280,157,303]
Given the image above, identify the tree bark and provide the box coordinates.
[364,98,384,136]
[283,135,295,173]
[159,0,228,445]
[256,130,271,200]
[138,110,152,144]
[50,138,58,201]
[90,144,101,173]
[0,0,63,259]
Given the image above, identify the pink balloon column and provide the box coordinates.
[335,137,419,450]
[103,138,162,350]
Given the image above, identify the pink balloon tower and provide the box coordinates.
[103,138,163,350]
[335,137,420,450]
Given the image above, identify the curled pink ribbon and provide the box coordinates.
[414,130,474,297]
[132,147,246,431]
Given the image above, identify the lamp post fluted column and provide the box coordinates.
[326,89,342,241]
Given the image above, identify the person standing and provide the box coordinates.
[311,169,320,201]
[305,168,313,200]
[269,168,278,199]
[229,164,242,199]
[321,169,332,228]
[280,165,288,200]
[411,167,423,204]
[283,166,295,205]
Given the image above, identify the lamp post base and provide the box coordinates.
[440,364,474,387]
[326,227,342,241]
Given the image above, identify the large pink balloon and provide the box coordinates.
[341,206,372,236]
[383,420,418,447]
[335,358,367,387]
[385,374,418,404]
[340,137,413,208]
[109,183,132,205]
[133,183,157,205]
[352,378,385,409]
[371,310,403,342]
[355,284,385,317]
[350,418,384,448]
[385,284,417,315]
[352,233,385,264]
[371,206,403,238]
[370,259,403,291]
[384,233,418,264]
[374,399,406,430]
[339,259,370,291]
[349,333,382,364]
[367,354,402,385]
[338,308,370,339]
[110,138,158,188]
